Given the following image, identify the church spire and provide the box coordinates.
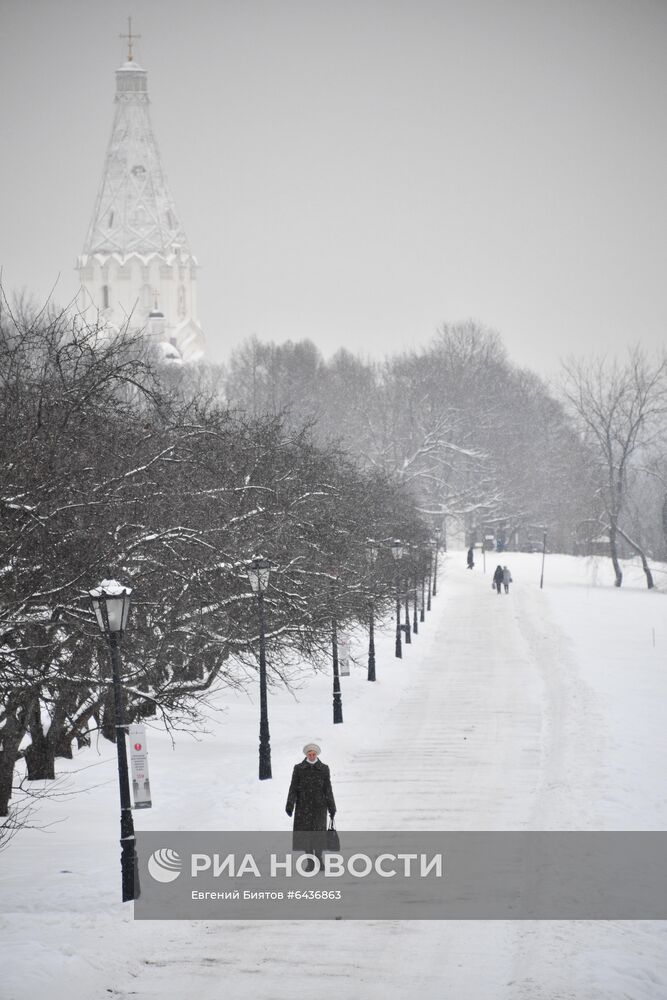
[77,29,205,362]
[81,50,188,258]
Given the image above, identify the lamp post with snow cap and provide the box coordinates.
[328,571,344,724]
[420,546,427,623]
[89,579,139,902]
[403,569,412,645]
[432,528,442,597]
[426,546,432,612]
[366,541,378,682]
[247,556,273,780]
[403,569,412,646]
[391,540,404,658]
[407,546,418,636]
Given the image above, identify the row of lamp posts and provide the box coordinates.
[87,530,443,901]
[390,529,441,660]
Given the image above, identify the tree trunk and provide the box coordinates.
[66,700,103,753]
[25,702,56,780]
[0,751,15,816]
[24,741,56,779]
[0,694,36,815]
[615,525,654,590]
[26,698,74,778]
[608,521,623,587]
[51,693,75,760]
[54,731,74,759]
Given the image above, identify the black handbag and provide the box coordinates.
[325,817,340,852]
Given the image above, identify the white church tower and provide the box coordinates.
[77,23,205,361]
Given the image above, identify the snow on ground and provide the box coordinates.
[1,551,666,999]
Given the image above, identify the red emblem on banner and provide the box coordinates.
[134,743,142,751]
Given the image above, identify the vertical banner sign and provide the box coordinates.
[129,724,152,809]
[338,635,351,676]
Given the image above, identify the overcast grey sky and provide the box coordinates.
[1,0,666,374]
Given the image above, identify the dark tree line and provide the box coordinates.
[0,299,429,820]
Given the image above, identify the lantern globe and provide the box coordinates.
[390,540,404,561]
[89,580,132,636]
[247,556,272,594]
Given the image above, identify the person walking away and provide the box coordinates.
[493,564,504,594]
[502,565,513,594]
[286,742,336,871]
[467,546,475,569]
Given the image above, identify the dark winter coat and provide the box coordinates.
[493,565,504,589]
[286,759,336,853]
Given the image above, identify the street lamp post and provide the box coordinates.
[412,577,419,635]
[330,575,343,724]
[479,516,491,573]
[426,548,432,612]
[404,573,412,645]
[247,556,273,779]
[420,551,426,623]
[366,542,378,682]
[89,579,139,903]
[432,528,442,597]
[390,540,404,658]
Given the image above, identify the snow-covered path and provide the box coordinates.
[341,563,547,830]
[3,553,667,1000]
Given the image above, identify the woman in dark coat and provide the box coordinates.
[285,742,336,862]
[493,564,504,594]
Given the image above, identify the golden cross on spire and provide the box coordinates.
[120,16,141,62]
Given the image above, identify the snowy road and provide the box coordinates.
[3,552,667,999]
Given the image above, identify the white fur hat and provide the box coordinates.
[303,743,321,755]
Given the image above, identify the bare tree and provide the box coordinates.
[561,347,667,587]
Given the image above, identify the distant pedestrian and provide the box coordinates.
[493,565,504,594]
[502,565,513,594]
[286,743,336,870]
[467,546,475,570]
